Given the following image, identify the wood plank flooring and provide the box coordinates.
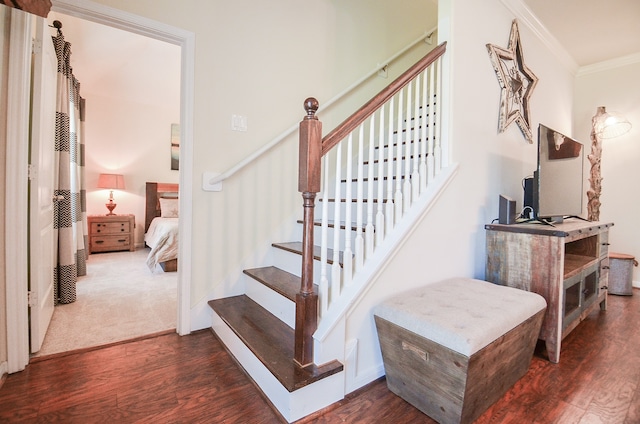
[1,291,639,423]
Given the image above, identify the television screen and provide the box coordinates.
[534,124,584,220]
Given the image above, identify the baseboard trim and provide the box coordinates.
[0,361,8,386]
[29,329,176,364]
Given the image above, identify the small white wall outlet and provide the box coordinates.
[202,171,223,192]
[231,114,247,132]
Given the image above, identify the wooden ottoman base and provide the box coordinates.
[373,278,546,424]
[375,311,543,423]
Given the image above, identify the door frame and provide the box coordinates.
[6,0,195,372]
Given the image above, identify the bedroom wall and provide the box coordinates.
[574,60,640,285]
[56,16,183,246]
[83,89,181,245]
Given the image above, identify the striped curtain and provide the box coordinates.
[52,31,87,305]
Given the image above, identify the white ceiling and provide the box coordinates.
[523,0,640,67]
[48,1,640,104]
[47,12,181,106]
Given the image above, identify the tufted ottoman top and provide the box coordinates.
[374,278,547,356]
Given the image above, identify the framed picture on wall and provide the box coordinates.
[171,123,180,170]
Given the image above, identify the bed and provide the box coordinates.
[144,182,179,272]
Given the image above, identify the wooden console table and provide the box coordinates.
[485,220,613,363]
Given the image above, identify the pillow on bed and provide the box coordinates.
[159,198,179,218]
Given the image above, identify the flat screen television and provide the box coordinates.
[530,124,585,223]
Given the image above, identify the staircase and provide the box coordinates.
[208,42,448,422]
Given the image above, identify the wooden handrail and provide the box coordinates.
[321,42,447,156]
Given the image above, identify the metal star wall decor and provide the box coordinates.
[486,19,538,143]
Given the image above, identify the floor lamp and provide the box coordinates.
[587,106,631,222]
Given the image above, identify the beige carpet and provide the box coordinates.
[32,248,177,357]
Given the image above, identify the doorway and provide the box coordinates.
[5,1,195,372]
[29,11,180,356]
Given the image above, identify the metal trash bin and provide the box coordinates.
[608,252,638,296]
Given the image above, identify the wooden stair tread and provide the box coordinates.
[244,266,317,301]
[208,295,343,392]
[272,241,348,267]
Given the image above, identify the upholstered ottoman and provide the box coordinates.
[374,278,546,424]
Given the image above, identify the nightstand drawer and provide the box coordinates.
[91,221,131,235]
[90,235,132,252]
[88,214,135,253]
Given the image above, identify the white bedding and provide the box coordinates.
[145,217,179,271]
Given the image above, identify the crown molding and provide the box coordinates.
[500,0,579,75]
[577,52,640,77]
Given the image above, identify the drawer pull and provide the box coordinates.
[402,341,428,362]
[118,239,127,243]
[95,240,104,244]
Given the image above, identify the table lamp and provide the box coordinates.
[97,173,125,215]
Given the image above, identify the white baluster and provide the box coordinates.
[331,141,343,303]
[419,68,428,192]
[385,98,395,232]
[403,81,412,211]
[376,105,386,247]
[434,57,442,174]
[355,124,364,271]
[366,116,375,260]
[412,76,421,201]
[428,62,436,182]
[320,155,330,315]
[343,134,353,286]
[394,88,404,222]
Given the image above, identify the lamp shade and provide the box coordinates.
[97,173,125,190]
[593,106,632,139]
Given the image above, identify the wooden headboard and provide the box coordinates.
[145,182,179,233]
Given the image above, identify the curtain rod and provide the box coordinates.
[50,19,63,35]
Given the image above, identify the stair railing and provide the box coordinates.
[296,42,447,366]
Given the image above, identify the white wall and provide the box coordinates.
[343,0,579,391]
[83,0,439,309]
[68,0,635,395]
[574,60,640,284]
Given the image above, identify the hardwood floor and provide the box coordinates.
[1,292,639,423]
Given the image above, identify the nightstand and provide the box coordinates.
[88,214,135,253]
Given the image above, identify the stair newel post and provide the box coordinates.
[296,97,321,367]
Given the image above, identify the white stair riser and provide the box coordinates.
[211,310,345,423]
[270,247,325,283]
[245,276,295,329]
